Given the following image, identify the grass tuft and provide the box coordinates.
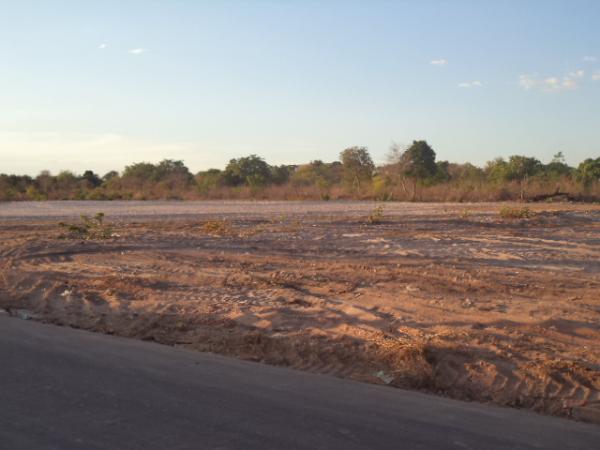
[201,220,232,236]
[59,212,113,240]
[499,206,533,219]
[368,205,385,224]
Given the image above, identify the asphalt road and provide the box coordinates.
[1,316,599,450]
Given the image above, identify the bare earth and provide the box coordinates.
[1,201,599,422]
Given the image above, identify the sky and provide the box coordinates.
[1,0,599,176]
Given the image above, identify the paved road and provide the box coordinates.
[1,316,598,450]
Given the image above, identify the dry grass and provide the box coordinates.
[201,220,232,236]
[59,213,114,240]
[368,205,385,224]
[499,206,533,219]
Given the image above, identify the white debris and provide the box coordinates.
[14,309,39,320]
[462,298,474,308]
[374,370,394,384]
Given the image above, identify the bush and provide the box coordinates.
[498,206,533,219]
[368,205,385,224]
[201,220,232,236]
[59,213,113,239]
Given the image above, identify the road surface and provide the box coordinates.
[1,315,598,450]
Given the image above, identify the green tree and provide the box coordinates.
[223,155,272,188]
[486,155,542,199]
[485,157,509,183]
[270,165,295,185]
[154,160,194,191]
[505,156,542,199]
[544,152,572,179]
[433,160,451,183]
[155,160,192,181]
[505,156,542,181]
[102,171,119,182]
[576,158,600,189]
[339,147,374,191]
[122,162,158,181]
[399,140,437,200]
[35,170,54,196]
[82,170,102,188]
[291,160,340,198]
[196,169,223,194]
[55,171,80,198]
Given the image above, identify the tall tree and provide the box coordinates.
[339,147,374,191]
[399,140,437,200]
[82,170,102,188]
[576,158,600,189]
[505,156,542,199]
[223,155,272,188]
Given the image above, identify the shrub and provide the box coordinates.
[201,220,232,236]
[368,205,385,224]
[59,213,113,239]
[459,209,472,219]
[499,206,533,219]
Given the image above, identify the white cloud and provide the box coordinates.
[519,72,580,92]
[593,71,600,81]
[430,58,447,66]
[518,74,537,90]
[583,56,597,62]
[560,78,578,90]
[568,70,585,78]
[128,48,148,55]
[458,80,483,88]
[98,43,107,50]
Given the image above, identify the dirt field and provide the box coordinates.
[1,201,599,422]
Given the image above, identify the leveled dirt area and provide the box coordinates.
[1,202,599,422]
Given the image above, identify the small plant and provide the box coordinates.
[269,214,287,224]
[368,205,385,224]
[59,212,113,240]
[201,220,232,236]
[459,209,472,219]
[499,206,533,219]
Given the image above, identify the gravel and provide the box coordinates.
[0,200,494,222]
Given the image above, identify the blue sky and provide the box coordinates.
[1,0,599,175]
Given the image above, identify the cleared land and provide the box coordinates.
[1,201,599,422]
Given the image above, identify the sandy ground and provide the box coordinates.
[1,201,599,422]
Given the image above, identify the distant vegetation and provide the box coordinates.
[2,142,599,202]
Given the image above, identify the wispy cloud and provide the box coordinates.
[458,80,483,88]
[518,71,582,92]
[583,56,597,62]
[98,43,107,50]
[568,70,585,78]
[128,48,148,55]
[518,74,537,90]
[593,71,600,81]
[430,58,447,66]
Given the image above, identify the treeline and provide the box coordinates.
[1,141,599,202]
